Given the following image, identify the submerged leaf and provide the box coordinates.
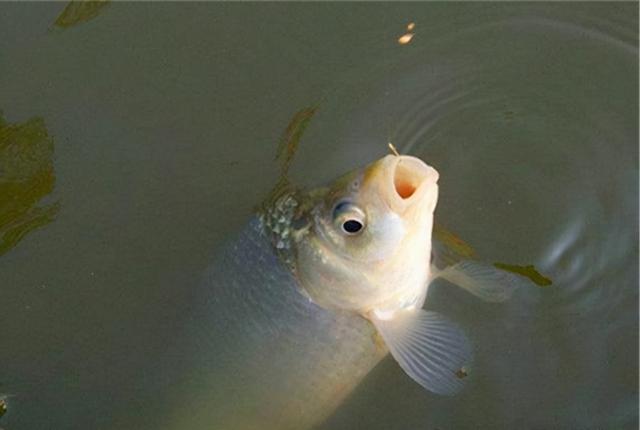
[433,224,476,259]
[261,106,319,212]
[432,223,477,267]
[275,106,318,178]
[53,0,110,29]
[0,113,59,256]
[493,262,553,287]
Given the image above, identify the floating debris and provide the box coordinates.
[493,262,553,287]
[0,112,60,256]
[387,142,400,156]
[398,33,415,45]
[53,0,110,29]
[398,22,416,45]
[0,396,6,418]
[455,367,468,379]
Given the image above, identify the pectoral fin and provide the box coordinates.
[435,260,519,303]
[371,309,471,395]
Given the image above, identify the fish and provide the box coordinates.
[174,153,517,430]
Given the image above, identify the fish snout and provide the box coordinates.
[387,155,439,208]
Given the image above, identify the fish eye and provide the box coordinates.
[342,219,363,234]
[333,201,366,236]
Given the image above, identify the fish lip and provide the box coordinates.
[386,155,439,208]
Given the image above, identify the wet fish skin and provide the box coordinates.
[170,217,386,430]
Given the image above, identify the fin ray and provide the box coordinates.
[404,332,468,363]
[372,309,471,395]
[435,260,520,302]
[403,328,469,357]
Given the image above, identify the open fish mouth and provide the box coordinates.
[388,155,439,207]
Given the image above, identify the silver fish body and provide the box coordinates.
[171,216,386,430]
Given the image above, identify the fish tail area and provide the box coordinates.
[371,309,471,396]
[434,260,520,303]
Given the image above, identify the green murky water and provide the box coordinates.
[0,3,637,429]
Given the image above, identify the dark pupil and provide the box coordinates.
[343,220,363,234]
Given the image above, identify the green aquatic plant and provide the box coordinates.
[493,262,553,287]
[53,0,110,29]
[275,106,319,178]
[0,113,59,256]
[433,223,477,263]
[261,105,319,212]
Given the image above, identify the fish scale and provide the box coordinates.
[172,217,386,430]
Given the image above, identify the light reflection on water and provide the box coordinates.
[0,2,637,430]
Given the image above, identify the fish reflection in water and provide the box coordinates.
[175,111,528,430]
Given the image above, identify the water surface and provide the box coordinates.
[0,3,637,429]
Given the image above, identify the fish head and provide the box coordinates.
[294,155,439,313]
